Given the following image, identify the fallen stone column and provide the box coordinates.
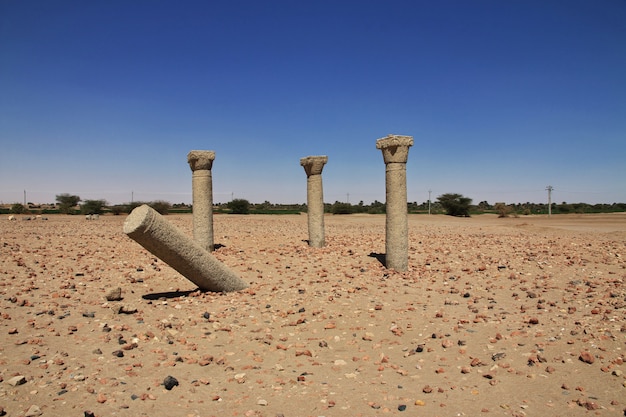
[300,155,328,248]
[376,134,414,271]
[124,204,248,292]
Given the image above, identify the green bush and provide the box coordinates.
[10,203,27,214]
[227,199,250,214]
[331,202,353,214]
[81,199,107,215]
[148,200,172,215]
[56,193,81,214]
[437,193,472,217]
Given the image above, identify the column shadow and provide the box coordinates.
[368,252,387,267]
[142,290,198,300]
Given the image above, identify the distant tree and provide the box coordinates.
[558,203,571,214]
[228,198,250,214]
[477,201,491,211]
[10,203,26,214]
[256,200,272,210]
[331,201,353,214]
[368,200,386,214]
[81,199,107,215]
[56,193,81,214]
[148,200,171,215]
[110,205,126,215]
[437,193,472,217]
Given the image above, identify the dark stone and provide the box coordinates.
[163,375,179,390]
[84,412,95,417]
[398,404,407,411]
[112,350,124,357]
[202,312,210,319]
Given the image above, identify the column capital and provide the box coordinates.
[187,150,215,171]
[376,135,413,164]
[300,155,328,176]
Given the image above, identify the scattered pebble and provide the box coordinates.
[163,375,179,390]
[1,212,623,417]
[579,352,595,364]
[6,375,26,386]
[105,287,122,301]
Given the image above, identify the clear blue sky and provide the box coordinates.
[1,1,624,206]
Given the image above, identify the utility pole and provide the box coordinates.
[24,190,26,206]
[346,193,350,204]
[131,191,134,204]
[546,185,553,216]
[428,189,432,215]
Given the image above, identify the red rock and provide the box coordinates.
[579,351,595,364]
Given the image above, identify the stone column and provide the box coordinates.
[376,135,414,271]
[187,150,215,252]
[124,204,248,292]
[300,156,328,248]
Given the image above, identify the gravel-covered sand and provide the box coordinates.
[1,212,625,417]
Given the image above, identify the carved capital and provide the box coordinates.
[300,155,328,176]
[187,150,215,171]
[376,135,413,164]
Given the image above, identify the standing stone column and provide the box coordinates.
[376,135,414,271]
[187,150,215,252]
[300,156,328,248]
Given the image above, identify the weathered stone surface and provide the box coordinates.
[300,155,328,248]
[188,150,216,252]
[24,405,42,417]
[105,287,122,301]
[7,375,26,386]
[376,134,413,271]
[124,204,247,292]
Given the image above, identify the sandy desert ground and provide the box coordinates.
[1,212,625,417]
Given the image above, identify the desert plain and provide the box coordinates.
[0,212,625,417]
